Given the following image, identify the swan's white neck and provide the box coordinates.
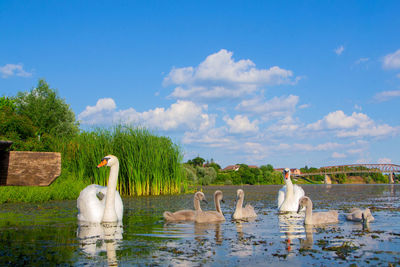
[285,177,294,200]
[102,161,119,222]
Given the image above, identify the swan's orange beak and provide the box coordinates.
[285,172,289,179]
[97,159,108,168]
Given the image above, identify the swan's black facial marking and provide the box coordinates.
[97,157,110,168]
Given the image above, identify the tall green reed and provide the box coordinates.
[58,125,186,196]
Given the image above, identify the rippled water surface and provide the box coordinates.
[1,184,400,266]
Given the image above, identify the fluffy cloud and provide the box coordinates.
[266,116,300,136]
[334,45,344,55]
[374,90,400,102]
[354,58,369,65]
[275,142,346,153]
[332,152,346,158]
[0,63,32,78]
[224,115,259,134]
[164,49,297,101]
[182,128,232,147]
[378,158,392,164]
[236,95,299,120]
[383,49,400,69]
[307,110,371,130]
[307,110,398,138]
[78,98,214,132]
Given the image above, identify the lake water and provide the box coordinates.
[1,184,400,266]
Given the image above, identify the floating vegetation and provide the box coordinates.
[322,241,359,260]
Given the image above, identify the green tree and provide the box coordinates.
[0,96,17,111]
[187,156,205,167]
[0,105,45,151]
[15,79,79,139]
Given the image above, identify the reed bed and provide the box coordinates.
[57,125,186,197]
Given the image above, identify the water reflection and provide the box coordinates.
[278,213,305,254]
[300,225,314,250]
[77,221,123,266]
[194,222,223,245]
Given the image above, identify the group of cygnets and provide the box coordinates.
[164,167,375,226]
[163,189,257,223]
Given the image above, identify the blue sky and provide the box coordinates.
[1,1,400,169]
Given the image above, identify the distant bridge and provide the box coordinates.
[296,164,400,176]
[294,163,400,183]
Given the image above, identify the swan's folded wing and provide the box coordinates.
[293,184,305,201]
[277,186,286,209]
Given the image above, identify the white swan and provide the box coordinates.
[163,191,206,221]
[297,196,338,225]
[232,189,257,220]
[277,168,305,212]
[77,155,123,223]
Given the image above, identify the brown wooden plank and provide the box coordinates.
[0,151,61,186]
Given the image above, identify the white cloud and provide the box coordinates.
[164,49,298,101]
[383,49,400,69]
[78,98,215,132]
[182,127,232,147]
[275,142,345,153]
[78,98,116,117]
[224,115,259,134]
[0,63,32,78]
[298,104,310,109]
[347,148,364,154]
[306,110,398,138]
[334,45,344,55]
[267,116,300,136]
[374,90,400,102]
[236,95,299,120]
[354,57,369,64]
[337,124,396,138]
[378,158,392,164]
[307,110,371,130]
[332,152,346,158]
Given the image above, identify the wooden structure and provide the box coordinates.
[0,141,61,186]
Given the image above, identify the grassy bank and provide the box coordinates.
[0,171,86,204]
[1,126,187,203]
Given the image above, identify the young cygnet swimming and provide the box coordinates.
[232,189,257,220]
[346,208,374,223]
[195,190,225,223]
[297,196,338,225]
[163,191,206,221]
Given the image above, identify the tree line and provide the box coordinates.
[184,156,283,185]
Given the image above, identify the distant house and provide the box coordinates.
[291,168,301,175]
[223,165,240,171]
[222,164,259,171]
[274,168,301,175]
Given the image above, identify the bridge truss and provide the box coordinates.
[297,164,400,177]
